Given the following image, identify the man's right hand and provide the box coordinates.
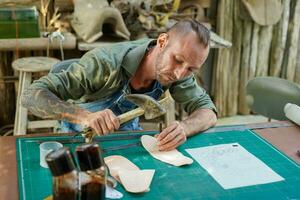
[80,109,120,135]
[21,88,120,135]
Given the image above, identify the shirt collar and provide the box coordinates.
[122,38,156,77]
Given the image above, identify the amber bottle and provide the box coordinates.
[46,147,79,200]
[76,143,107,200]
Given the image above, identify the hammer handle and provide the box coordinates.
[117,107,145,124]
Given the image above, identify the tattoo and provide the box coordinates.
[182,108,217,137]
[21,88,89,124]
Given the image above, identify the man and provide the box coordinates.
[21,19,217,151]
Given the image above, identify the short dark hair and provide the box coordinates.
[167,19,210,47]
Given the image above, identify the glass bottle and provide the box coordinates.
[76,143,107,200]
[46,147,79,200]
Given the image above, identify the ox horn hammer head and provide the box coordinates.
[125,94,166,119]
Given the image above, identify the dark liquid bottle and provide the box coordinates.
[76,143,106,200]
[46,147,79,200]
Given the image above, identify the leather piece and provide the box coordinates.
[104,155,155,193]
[141,135,193,166]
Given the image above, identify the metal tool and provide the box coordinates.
[40,131,157,144]
[37,131,157,152]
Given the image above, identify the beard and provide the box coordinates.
[155,47,176,86]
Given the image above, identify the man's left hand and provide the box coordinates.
[156,121,187,151]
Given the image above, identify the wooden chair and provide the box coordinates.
[13,57,60,135]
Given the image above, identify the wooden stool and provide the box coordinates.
[12,57,60,135]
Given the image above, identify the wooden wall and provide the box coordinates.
[212,0,300,117]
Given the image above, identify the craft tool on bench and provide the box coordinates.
[36,131,157,152]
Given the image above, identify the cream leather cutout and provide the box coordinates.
[104,155,139,182]
[141,135,193,166]
[104,155,155,193]
[118,169,155,193]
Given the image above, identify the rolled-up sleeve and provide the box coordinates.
[29,52,107,101]
[169,75,217,114]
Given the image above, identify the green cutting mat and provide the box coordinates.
[16,130,300,200]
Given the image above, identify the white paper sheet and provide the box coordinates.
[186,143,284,189]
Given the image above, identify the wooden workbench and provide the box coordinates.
[0,121,299,199]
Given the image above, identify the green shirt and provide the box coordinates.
[30,38,217,114]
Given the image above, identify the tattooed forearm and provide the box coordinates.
[21,88,90,124]
[181,108,217,137]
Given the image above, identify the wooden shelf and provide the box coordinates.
[78,36,127,51]
[0,32,76,51]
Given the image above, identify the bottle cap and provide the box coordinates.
[46,147,77,176]
[76,143,104,171]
